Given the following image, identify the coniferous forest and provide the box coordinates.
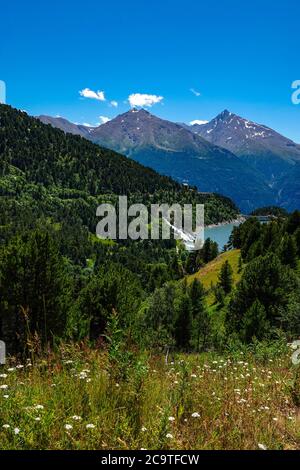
[1,104,300,450]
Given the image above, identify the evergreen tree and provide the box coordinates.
[173,292,193,350]
[240,300,269,342]
[227,253,299,341]
[188,279,211,351]
[214,285,225,306]
[0,230,68,354]
[279,234,298,269]
[218,260,233,294]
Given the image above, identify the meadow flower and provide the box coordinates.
[35,405,44,410]
[7,368,15,372]
[0,385,8,389]
[191,374,197,378]
[0,374,8,378]
[191,412,200,418]
[86,424,95,429]
[141,426,147,432]
[79,372,88,379]
[168,416,175,422]
[72,415,82,421]
[3,395,9,399]
[35,417,41,422]
[14,428,20,435]
[2,424,10,429]
[65,424,73,430]
[16,365,24,369]
[166,433,173,439]
[258,443,267,450]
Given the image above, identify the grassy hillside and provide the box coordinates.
[187,249,241,292]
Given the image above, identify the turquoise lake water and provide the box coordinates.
[204,222,240,250]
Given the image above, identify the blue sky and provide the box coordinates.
[1,0,300,141]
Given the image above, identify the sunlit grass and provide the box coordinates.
[0,344,299,450]
[188,249,241,288]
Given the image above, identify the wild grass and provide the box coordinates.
[0,344,300,450]
[188,249,241,293]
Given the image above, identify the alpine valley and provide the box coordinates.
[39,108,300,213]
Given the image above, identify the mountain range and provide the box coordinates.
[0,104,238,228]
[38,109,300,212]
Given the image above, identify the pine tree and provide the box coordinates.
[0,229,67,354]
[241,300,269,342]
[280,234,298,269]
[173,292,192,350]
[238,255,243,273]
[188,279,211,351]
[218,260,233,294]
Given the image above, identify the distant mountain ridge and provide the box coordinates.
[191,110,300,183]
[38,115,93,138]
[0,104,239,228]
[37,108,300,212]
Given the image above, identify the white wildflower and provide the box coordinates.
[86,424,95,429]
[258,443,267,450]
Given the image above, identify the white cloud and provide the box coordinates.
[190,119,209,126]
[83,122,97,127]
[190,88,201,97]
[110,100,118,107]
[128,93,164,108]
[79,88,106,101]
[99,116,111,124]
